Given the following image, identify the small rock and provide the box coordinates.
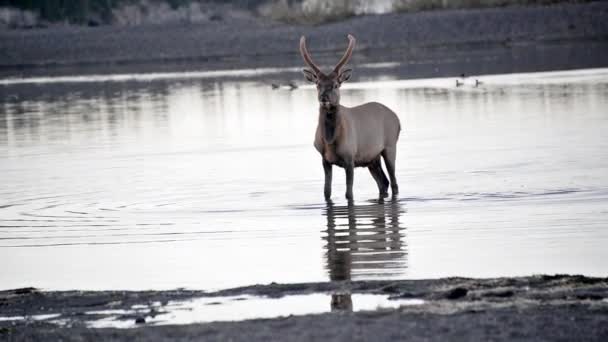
[483,290,514,298]
[575,293,604,300]
[445,287,468,300]
[14,287,37,295]
[381,285,400,294]
[135,316,146,324]
[388,292,417,300]
[107,300,122,307]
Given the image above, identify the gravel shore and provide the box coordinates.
[0,2,607,78]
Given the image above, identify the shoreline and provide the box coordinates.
[1,275,607,341]
[1,2,607,79]
[1,39,607,86]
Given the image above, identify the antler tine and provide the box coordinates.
[333,34,356,73]
[300,36,321,75]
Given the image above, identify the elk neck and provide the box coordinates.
[319,104,341,145]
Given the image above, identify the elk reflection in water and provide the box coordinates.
[322,199,407,311]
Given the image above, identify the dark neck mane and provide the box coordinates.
[321,105,339,144]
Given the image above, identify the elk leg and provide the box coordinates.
[323,159,333,200]
[368,158,389,197]
[345,162,354,202]
[382,147,399,195]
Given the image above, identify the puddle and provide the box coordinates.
[0,313,60,322]
[87,294,424,328]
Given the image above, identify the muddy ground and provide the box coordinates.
[1,275,607,341]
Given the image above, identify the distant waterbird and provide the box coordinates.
[300,34,401,201]
[270,82,299,90]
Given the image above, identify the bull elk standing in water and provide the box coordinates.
[299,34,401,201]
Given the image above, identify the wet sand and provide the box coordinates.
[1,275,607,341]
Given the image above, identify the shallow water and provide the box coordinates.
[1,68,607,291]
[90,294,423,328]
[0,293,423,328]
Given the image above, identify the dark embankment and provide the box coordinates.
[0,2,607,79]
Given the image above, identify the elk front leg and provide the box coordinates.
[323,159,333,200]
[345,161,354,202]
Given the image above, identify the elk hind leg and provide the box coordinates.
[381,147,399,195]
[368,157,389,197]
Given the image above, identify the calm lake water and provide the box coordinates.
[1,67,607,291]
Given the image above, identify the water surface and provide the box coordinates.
[1,68,607,290]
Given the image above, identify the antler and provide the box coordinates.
[300,36,321,75]
[333,34,356,73]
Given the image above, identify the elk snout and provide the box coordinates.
[319,93,330,104]
[319,90,338,108]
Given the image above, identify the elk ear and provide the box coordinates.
[338,68,352,83]
[302,69,317,83]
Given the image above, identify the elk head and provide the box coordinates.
[300,34,356,109]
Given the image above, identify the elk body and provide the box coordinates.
[300,34,401,201]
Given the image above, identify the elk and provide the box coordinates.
[300,34,401,201]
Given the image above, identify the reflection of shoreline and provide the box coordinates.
[323,199,407,282]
